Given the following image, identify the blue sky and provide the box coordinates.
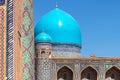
[34,0,120,57]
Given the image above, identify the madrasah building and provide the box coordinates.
[0,0,120,80]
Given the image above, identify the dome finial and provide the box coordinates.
[56,2,58,8]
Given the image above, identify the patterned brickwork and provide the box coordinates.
[22,0,35,79]
[51,61,56,80]
[105,60,120,70]
[75,64,80,80]
[0,6,6,80]
[36,58,52,80]
[35,43,52,80]
[52,44,80,57]
[56,63,74,71]
[53,59,120,80]
[6,0,14,79]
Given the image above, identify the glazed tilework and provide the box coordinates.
[0,0,5,5]
[3,0,120,80]
[7,0,14,79]
[22,0,35,80]
[56,63,74,71]
[36,58,51,80]
[54,59,120,80]
[52,44,80,57]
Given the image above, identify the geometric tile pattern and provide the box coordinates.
[52,44,80,57]
[55,59,120,80]
[36,58,51,80]
[6,0,14,79]
[3,1,120,80]
[22,0,35,80]
[0,6,6,80]
[56,63,74,71]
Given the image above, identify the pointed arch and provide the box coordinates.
[105,65,120,72]
[57,65,73,72]
[105,66,120,80]
[81,66,97,80]
[41,51,45,57]
[80,65,98,73]
[57,66,73,80]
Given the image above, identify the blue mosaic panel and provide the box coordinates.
[52,44,80,57]
[6,0,14,79]
[0,0,5,5]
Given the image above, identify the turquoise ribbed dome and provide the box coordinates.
[35,31,52,43]
[35,8,82,46]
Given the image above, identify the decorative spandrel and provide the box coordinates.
[0,0,5,5]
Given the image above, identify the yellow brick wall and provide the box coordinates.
[13,0,23,79]
[0,6,6,80]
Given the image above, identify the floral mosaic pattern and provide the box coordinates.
[22,0,35,79]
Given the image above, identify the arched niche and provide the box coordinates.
[105,66,120,80]
[41,51,45,57]
[57,66,73,80]
[81,66,97,80]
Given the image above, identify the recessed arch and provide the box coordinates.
[105,66,120,80]
[41,51,45,57]
[57,66,73,80]
[81,66,97,80]
[80,65,98,73]
[105,65,120,72]
[57,65,73,72]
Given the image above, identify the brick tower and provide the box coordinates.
[0,0,35,80]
